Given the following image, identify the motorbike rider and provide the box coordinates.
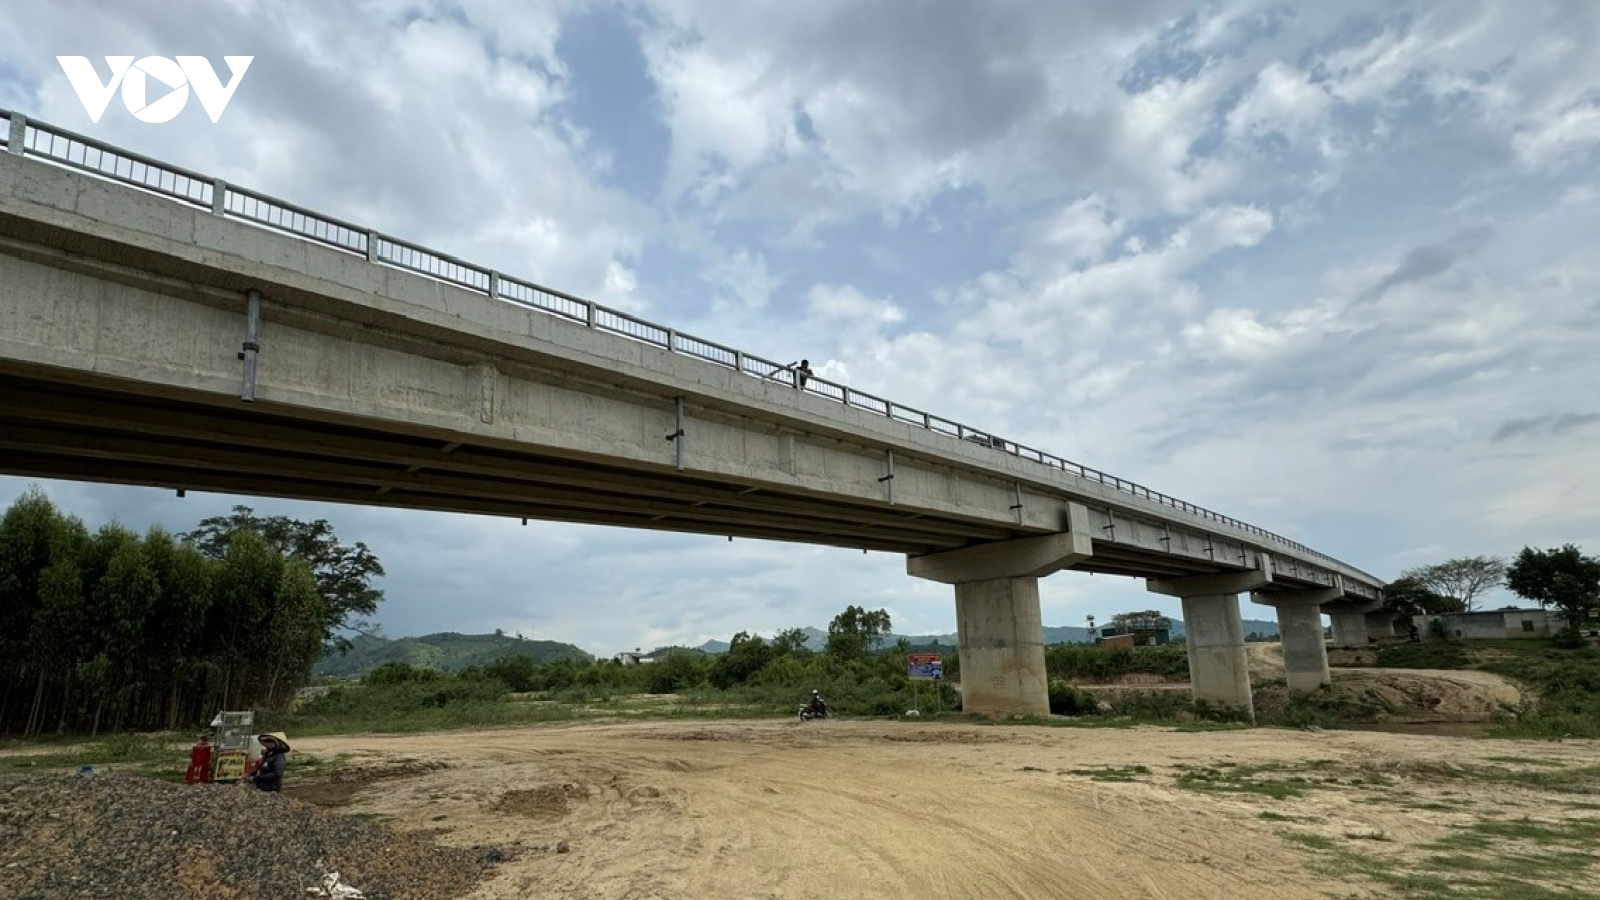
[806,690,828,717]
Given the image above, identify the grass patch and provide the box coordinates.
[1173,762,1314,800]
[1271,803,1600,900]
[0,733,187,781]
[1482,646,1600,740]
[1482,756,1565,767]
[1259,811,1319,823]
[1063,765,1151,782]
[1281,831,1338,851]
[1376,642,1472,669]
[1387,760,1600,795]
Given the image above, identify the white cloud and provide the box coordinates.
[1513,103,1600,172]
[706,249,781,311]
[805,284,905,326]
[1226,62,1332,145]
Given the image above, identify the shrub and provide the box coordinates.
[1047,681,1101,716]
[1045,643,1188,681]
[1375,642,1470,669]
[643,652,707,694]
[362,661,442,686]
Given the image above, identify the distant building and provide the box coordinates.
[1096,611,1172,646]
[1411,609,1567,641]
[613,651,655,665]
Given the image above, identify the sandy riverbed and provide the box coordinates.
[284,717,1598,899]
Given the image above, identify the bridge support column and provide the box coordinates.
[1364,610,1399,640]
[1276,601,1330,692]
[1148,560,1274,721]
[952,577,1048,717]
[1252,583,1342,694]
[1327,600,1381,647]
[907,528,1093,718]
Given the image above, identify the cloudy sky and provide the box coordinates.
[2,1,1597,656]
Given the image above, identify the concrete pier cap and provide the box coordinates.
[906,529,1094,719]
[1145,555,1274,722]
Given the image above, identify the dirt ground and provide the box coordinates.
[283,715,1600,900]
[1248,642,1528,722]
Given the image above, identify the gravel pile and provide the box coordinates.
[0,773,497,900]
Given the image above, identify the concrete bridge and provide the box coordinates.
[0,110,1386,719]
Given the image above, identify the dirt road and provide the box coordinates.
[288,719,1599,899]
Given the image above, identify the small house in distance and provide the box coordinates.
[1096,611,1172,646]
[614,650,655,665]
[1411,608,1575,641]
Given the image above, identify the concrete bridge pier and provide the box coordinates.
[1253,584,1342,693]
[1148,561,1274,721]
[1364,610,1400,640]
[907,529,1093,717]
[1327,600,1383,647]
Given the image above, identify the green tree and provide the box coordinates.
[772,627,811,655]
[826,606,892,663]
[643,651,706,694]
[262,557,330,707]
[0,488,88,735]
[24,511,92,737]
[1111,610,1171,630]
[184,506,385,651]
[1399,556,1506,612]
[83,524,161,733]
[1380,575,1460,617]
[139,529,215,728]
[1505,545,1600,637]
[709,631,774,689]
[478,654,538,692]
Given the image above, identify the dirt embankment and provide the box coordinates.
[1077,642,1528,724]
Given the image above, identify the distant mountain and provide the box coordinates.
[693,619,1280,654]
[315,632,593,679]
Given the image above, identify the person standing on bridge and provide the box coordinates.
[795,359,813,390]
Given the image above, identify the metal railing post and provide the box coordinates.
[211,178,227,215]
[7,112,25,154]
[366,230,380,263]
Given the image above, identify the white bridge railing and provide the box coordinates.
[0,108,1370,577]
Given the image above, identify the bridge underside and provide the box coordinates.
[0,364,994,554]
[0,363,1316,589]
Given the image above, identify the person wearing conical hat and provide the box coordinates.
[247,732,291,792]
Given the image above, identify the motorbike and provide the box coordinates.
[798,703,830,722]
